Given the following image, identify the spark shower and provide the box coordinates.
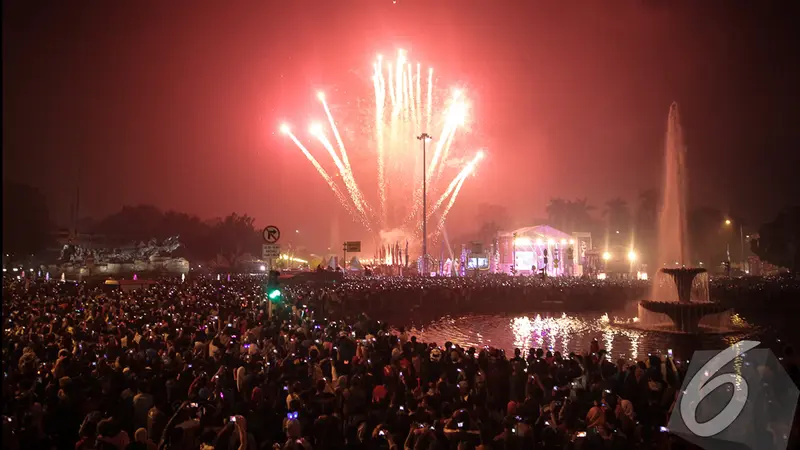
[280,49,485,245]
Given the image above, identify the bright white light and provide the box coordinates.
[317,91,325,101]
[259,265,266,271]
[627,251,637,262]
[560,239,567,245]
[615,230,620,234]
[279,123,290,134]
[535,238,543,245]
[515,237,531,246]
[477,150,485,159]
[295,229,300,233]
[597,273,607,280]
[602,252,612,261]
[309,123,323,135]
[569,239,575,245]
[12,268,18,272]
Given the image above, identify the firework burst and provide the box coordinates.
[280,49,484,245]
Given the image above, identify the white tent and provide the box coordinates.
[327,256,338,270]
[348,256,364,271]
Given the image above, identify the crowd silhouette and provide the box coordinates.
[3,275,799,450]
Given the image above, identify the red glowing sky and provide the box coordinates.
[3,1,798,250]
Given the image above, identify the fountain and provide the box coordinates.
[636,103,734,334]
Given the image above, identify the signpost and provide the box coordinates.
[262,225,281,244]
[262,244,280,259]
[262,226,281,270]
[342,241,361,270]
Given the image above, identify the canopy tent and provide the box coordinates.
[348,256,364,271]
[327,256,341,270]
[496,224,583,277]
[498,225,573,242]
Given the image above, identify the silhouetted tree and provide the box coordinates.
[93,205,166,241]
[751,206,800,272]
[636,188,659,233]
[566,198,596,232]
[208,213,261,270]
[91,206,261,267]
[2,182,53,257]
[546,197,596,232]
[602,197,631,247]
[546,198,569,230]
[603,198,630,231]
[474,203,511,245]
[687,206,727,266]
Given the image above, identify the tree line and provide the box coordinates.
[470,190,799,272]
[3,181,798,272]
[3,182,262,269]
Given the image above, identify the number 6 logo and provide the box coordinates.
[680,340,760,437]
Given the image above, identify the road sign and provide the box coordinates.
[262,225,281,243]
[345,241,361,252]
[262,244,280,258]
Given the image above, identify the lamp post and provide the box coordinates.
[724,219,746,273]
[417,133,432,275]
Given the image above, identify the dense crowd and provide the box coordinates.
[3,275,799,450]
[296,274,800,321]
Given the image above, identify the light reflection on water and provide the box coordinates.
[408,311,758,362]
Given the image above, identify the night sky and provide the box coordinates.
[3,0,799,250]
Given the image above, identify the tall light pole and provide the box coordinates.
[417,133,432,275]
[724,219,746,273]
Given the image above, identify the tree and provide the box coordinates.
[634,188,660,264]
[687,206,726,266]
[546,198,569,230]
[207,213,262,270]
[2,182,53,258]
[93,205,166,242]
[603,197,631,246]
[474,203,511,245]
[566,198,595,232]
[751,206,800,272]
[636,188,659,233]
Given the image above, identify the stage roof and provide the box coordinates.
[498,225,573,240]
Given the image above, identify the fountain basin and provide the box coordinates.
[638,300,732,334]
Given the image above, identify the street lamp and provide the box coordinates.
[724,219,746,273]
[417,133,432,275]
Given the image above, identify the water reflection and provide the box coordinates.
[409,310,758,361]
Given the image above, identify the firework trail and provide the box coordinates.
[434,151,484,235]
[281,126,364,229]
[437,175,467,231]
[429,150,485,219]
[317,94,370,216]
[279,49,482,244]
[415,63,422,129]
